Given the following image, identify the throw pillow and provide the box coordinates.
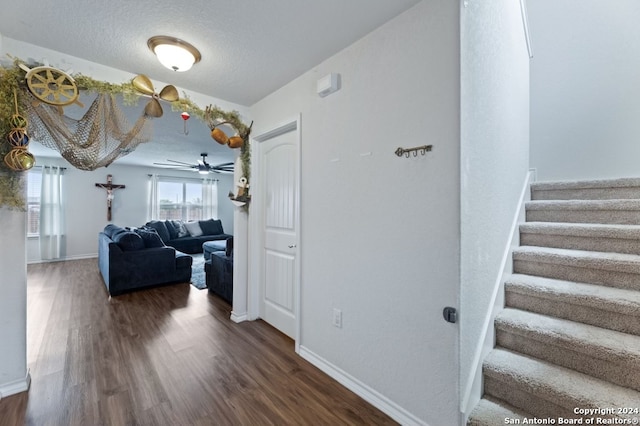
[111,228,128,241]
[113,231,145,251]
[134,228,165,248]
[145,221,170,243]
[165,220,178,240]
[184,221,203,237]
[171,220,189,238]
[199,218,224,235]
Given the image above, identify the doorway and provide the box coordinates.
[249,115,301,348]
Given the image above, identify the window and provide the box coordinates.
[27,168,42,236]
[154,177,217,221]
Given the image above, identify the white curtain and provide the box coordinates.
[147,174,159,221]
[39,166,64,260]
[202,178,218,219]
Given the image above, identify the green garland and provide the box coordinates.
[172,97,251,182]
[0,60,28,209]
[0,58,252,210]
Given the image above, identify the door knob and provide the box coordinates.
[288,244,297,248]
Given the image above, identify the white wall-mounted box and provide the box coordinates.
[317,73,340,97]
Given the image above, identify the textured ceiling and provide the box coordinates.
[0,0,421,169]
[0,0,421,106]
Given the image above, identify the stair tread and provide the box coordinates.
[513,246,640,290]
[531,177,640,191]
[514,246,640,271]
[468,398,531,425]
[521,221,640,238]
[496,308,640,360]
[526,199,640,210]
[505,274,640,315]
[484,348,640,411]
[513,246,640,264]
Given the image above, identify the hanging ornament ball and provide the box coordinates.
[228,136,244,149]
[211,127,229,145]
[4,148,35,171]
[9,114,28,129]
[181,111,190,120]
[7,129,30,147]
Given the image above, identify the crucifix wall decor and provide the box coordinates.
[95,174,125,221]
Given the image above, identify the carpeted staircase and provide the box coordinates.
[468,178,640,425]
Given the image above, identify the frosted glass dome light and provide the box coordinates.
[148,36,201,72]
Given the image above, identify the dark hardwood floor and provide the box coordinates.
[0,258,396,426]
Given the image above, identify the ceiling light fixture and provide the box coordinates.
[147,36,202,72]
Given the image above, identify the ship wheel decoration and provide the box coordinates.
[131,74,179,118]
[18,63,84,113]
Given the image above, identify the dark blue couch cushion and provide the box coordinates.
[146,220,171,243]
[113,231,145,251]
[165,220,178,240]
[104,224,123,238]
[199,219,224,235]
[134,227,165,248]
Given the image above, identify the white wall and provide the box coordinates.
[250,1,460,424]
[460,0,531,418]
[0,177,30,397]
[529,0,640,181]
[26,158,236,262]
[0,32,29,399]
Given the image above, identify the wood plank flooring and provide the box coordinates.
[0,258,396,426]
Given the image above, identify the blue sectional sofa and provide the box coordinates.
[98,224,192,296]
[145,219,232,254]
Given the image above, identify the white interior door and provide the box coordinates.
[255,120,299,339]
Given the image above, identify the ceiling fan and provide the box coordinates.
[153,153,234,174]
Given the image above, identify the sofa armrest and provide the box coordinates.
[98,232,120,285]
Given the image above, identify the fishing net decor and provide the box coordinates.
[0,59,254,209]
[23,91,154,171]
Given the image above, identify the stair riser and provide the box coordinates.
[467,398,528,426]
[505,291,640,336]
[532,187,640,201]
[513,259,640,291]
[520,233,640,255]
[483,376,579,420]
[526,209,640,225]
[496,329,640,391]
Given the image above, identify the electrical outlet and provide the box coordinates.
[332,308,342,328]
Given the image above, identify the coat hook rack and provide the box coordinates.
[394,144,432,158]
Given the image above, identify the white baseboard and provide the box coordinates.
[459,171,533,422]
[230,311,248,323]
[0,371,31,399]
[298,346,428,426]
[28,253,97,264]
